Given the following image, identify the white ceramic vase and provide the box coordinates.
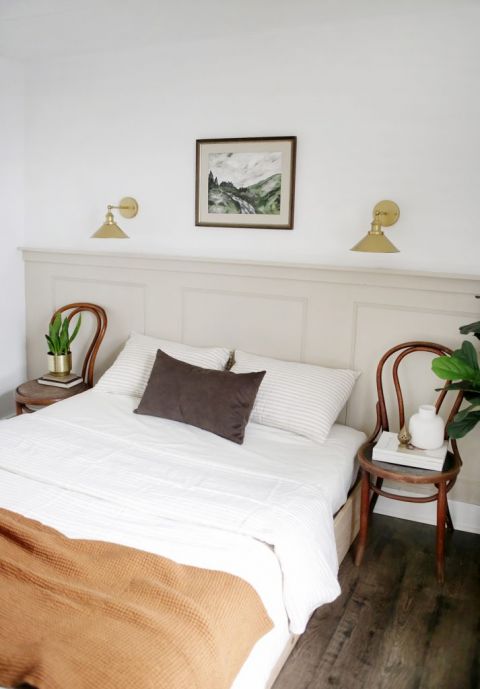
[409,404,445,450]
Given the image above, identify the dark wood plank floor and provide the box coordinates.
[274,514,480,689]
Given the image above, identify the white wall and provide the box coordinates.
[23,3,480,274]
[0,56,25,416]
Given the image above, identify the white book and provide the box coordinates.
[372,431,448,471]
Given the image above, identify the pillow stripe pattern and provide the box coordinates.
[96,332,231,398]
[231,350,360,445]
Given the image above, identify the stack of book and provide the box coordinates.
[37,373,83,389]
[372,431,448,471]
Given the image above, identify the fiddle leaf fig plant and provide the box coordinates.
[45,313,82,355]
[432,320,480,438]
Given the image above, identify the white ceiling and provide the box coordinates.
[0,0,474,61]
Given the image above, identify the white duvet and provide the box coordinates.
[0,389,364,641]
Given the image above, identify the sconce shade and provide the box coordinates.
[91,197,138,239]
[91,211,129,238]
[350,200,400,253]
[350,227,399,253]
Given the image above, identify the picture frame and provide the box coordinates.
[195,136,296,229]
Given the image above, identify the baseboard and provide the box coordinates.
[374,488,480,534]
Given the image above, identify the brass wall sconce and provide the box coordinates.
[350,200,400,253]
[91,197,139,238]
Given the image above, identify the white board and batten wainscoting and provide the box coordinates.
[21,248,480,534]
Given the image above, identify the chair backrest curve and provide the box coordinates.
[373,341,464,441]
[50,303,107,387]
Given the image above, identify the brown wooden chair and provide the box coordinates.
[15,303,107,414]
[355,341,464,583]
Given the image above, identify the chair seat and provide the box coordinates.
[358,441,461,485]
[16,379,90,406]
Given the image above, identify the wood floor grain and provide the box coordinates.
[273,514,480,689]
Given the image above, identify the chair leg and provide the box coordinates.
[436,481,447,584]
[436,482,454,531]
[355,469,371,566]
[369,477,383,513]
[15,402,23,416]
[446,499,454,532]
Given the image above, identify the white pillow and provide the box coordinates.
[96,332,231,398]
[231,350,360,445]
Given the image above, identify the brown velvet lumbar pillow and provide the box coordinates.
[134,349,266,444]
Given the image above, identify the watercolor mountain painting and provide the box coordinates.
[208,151,282,215]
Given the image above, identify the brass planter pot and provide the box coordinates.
[47,352,72,376]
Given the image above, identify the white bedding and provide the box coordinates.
[0,390,365,687]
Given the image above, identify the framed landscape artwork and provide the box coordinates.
[195,136,296,229]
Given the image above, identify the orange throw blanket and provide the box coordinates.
[0,508,272,689]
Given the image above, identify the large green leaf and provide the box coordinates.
[447,410,480,438]
[453,399,480,421]
[459,320,480,341]
[453,408,471,422]
[453,341,479,370]
[431,354,480,384]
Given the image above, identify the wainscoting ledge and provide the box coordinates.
[18,247,480,293]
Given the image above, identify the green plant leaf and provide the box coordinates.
[58,317,69,354]
[48,322,60,354]
[453,341,479,370]
[459,320,480,341]
[447,410,480,438]
[68,314,82,347]
[453,398,480,420]
[45,334,55,353]
[52,312,62,337]
[453,408,470,422]
[431,354,480,384]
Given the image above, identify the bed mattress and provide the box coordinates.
[0,389,365,689]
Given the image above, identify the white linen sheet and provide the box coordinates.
[0,390,365,687]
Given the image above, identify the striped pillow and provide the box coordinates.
[231,350,360,445]
[96,332,231,398]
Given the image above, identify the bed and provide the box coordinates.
[0,369,365,688]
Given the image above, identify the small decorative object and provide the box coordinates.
[45,312,82,377]
[397,425,412,448]
[350,200,400,253]
[91,197,139,238]
[195,137,296,229]
[409,404,445,450]
[432,319,480,438]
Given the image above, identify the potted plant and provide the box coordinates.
[45,312,82,376]
[432,320,480,438]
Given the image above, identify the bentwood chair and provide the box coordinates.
[15,303,107,415]
[354,341,464,583]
